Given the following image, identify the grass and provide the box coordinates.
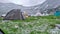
[0,16,60,34]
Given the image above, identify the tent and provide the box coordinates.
[54,11,60,16]
[4,9,25,20]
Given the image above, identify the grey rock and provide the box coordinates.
[55,24,60,29]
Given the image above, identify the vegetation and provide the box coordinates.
[0,16,60,34]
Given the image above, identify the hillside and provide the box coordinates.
[0,0,60,17]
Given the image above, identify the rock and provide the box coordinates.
[55,24,60,29]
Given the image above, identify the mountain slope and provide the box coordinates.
[0,0,60,17]
[47,0,60,8]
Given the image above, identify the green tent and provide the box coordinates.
[54,11,60,16]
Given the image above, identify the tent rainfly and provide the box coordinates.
[54,11,60,16]
[4,9,25,20]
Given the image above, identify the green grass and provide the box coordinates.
[0,17,3,20]
[0,16,60,34]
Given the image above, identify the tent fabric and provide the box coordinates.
[4,9,25,20]
[54,11,60,16]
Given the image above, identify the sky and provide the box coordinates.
[0,0,46,6]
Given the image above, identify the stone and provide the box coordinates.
[55,24,60,29]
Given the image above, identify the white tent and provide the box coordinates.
[34,11,49,16]
[35,11,43,16]
[1,14,6,17]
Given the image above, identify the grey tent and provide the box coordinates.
[4,9,25,20]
